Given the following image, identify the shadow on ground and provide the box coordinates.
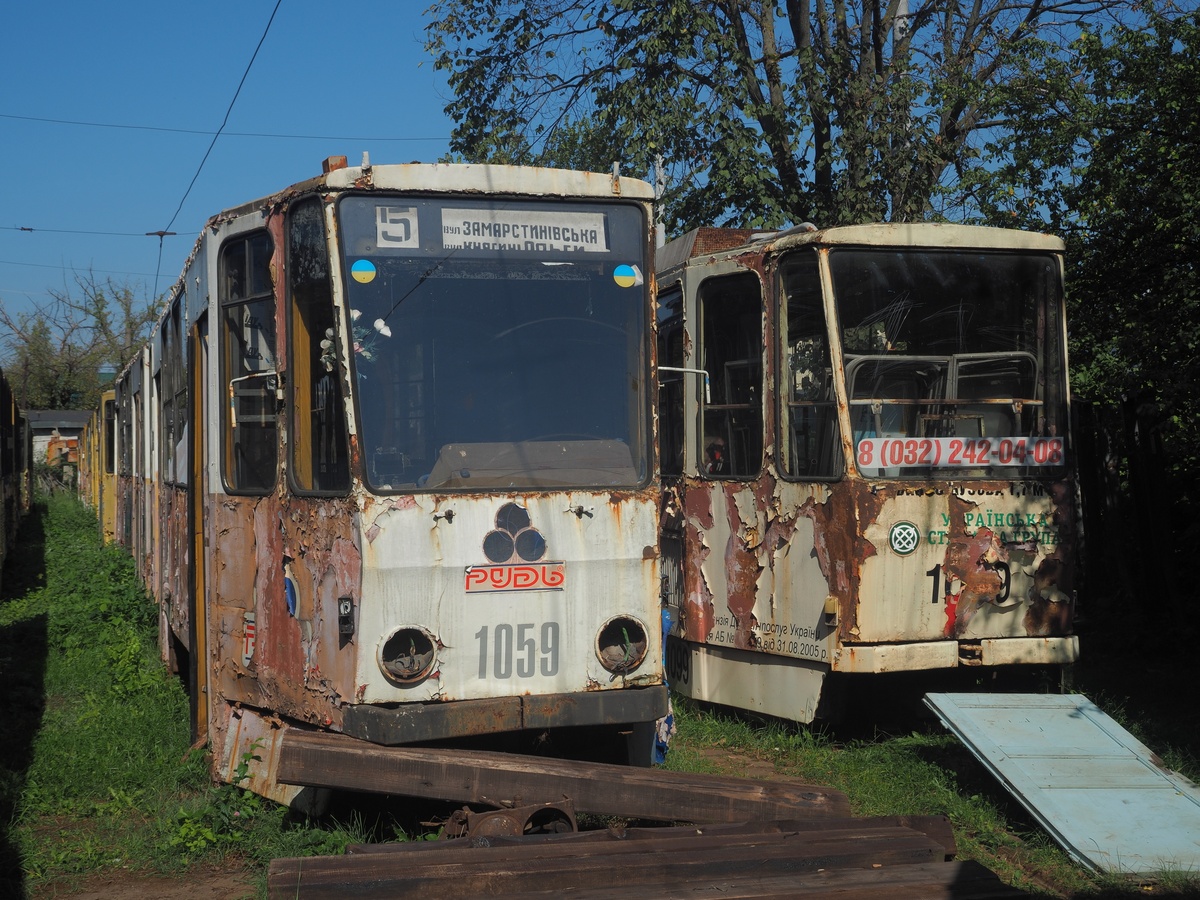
[0,502,50,899]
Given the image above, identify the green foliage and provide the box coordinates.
[162,750,265,859]
[0,274,158,410]
[664,696,1197,895]
[969,9,1200,614]
[0,493,410,896]
[424,0,1137,231]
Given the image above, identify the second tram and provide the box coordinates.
[657,224,1076,722]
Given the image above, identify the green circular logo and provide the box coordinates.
[889,521,920,556]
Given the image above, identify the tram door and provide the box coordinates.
[187,314,209,743]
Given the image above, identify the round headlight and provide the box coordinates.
[596,616,649,675]
[378,626,437,684]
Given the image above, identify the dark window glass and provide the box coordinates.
[288,198,349,493]
[698,273,762,478]
[781,251,843,478]
[103,399,116,475]
[832,248,1066,478]
[656,287,685,477]
[220,231,277,493]
[336,196,649,491]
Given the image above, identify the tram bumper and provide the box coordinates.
[832,636,1078,674]
[341,684,669,746]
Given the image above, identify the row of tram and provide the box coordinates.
[78,158,1076,801]
[0,371,31,593]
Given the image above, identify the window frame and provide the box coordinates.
[218,229,279,496]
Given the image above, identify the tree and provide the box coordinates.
[425,0,1128,231]
[0,274,159,410]
[976,12,1200,472]
[971,10,1199,620]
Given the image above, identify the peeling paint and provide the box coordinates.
[658,225,1077,724]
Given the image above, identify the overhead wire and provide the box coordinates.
[0,112,444,144]
[149,0,283,301]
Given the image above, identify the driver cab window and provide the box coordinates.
[220,231,278,493]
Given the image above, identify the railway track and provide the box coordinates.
[267,730,1026,898]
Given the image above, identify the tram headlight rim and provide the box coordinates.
[377,625,438,685]
[595,614,650,675]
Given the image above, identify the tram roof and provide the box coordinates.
[657,222,1064,274]
[215,160,655,223]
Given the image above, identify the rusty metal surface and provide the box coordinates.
[354,489,664,705]
[160,485,189,650]
[209,491,363,754]
[441,800,578,839]
[322,162,657,201]
[342,684,667,744]
[658,225,1077,724]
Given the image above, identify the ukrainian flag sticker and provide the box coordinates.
[613,264,643,288]
[351,259,377,284]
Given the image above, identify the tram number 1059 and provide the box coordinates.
[476,622,560,679]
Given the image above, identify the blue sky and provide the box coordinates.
[1,1,453,323]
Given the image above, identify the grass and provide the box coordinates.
[2,491,1199,898]
[0,495,382,898]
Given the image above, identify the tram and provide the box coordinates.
[96,159,666,802]
[0,369,30,590]
[656,224,1076,723]
[78,388,117,543]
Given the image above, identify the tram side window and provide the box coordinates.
[117,384,132,477]
[160,298,188,485]
[103,398,116,476]
[288,196,349,494]
[160,308,174,482]
[781,252,843,478]
[220,231,278,494]
[657,286,685,478]
[699,273,763,478]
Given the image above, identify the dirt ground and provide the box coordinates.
[31,864,257,900]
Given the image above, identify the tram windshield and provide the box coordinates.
[829,248,1067,477]
[336,196,650,491]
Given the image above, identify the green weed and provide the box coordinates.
[6,491,1200,899]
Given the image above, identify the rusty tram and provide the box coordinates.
[656,224,1076,723]
[0,369,30,592]
[88,159,667,803]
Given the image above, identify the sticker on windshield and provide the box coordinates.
[350,259,377,284]
[613,264,643,288]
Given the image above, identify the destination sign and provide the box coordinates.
[441,208,609,253]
